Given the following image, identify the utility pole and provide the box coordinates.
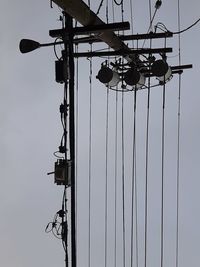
[63,13,76,267]
[19,2,192,267]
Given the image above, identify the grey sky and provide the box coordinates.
[0,1,200,267]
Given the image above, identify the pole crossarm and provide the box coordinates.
[74,47,173,58]
[52,0,132,56]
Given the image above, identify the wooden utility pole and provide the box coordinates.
[51,2,131,267]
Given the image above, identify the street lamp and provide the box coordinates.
[96,65,120,87]
[19,38,63,54]
[151,59,172,83]
[124,68,146,89]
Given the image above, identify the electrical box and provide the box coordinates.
[54,159,71,186]
[55,60,64,83]
[55,60,68,83]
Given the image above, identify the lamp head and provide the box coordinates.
[151,59,172,83]
[124,68,146,89]
[124,68,140,86]
[151,59,169,77]
[96,66,120,87]
[19,39,40,53]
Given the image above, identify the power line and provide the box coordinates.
[160,80,166,267]
[114,89,119,267]
[88,45,93,267]
[131,87,137,267]
[176,1,182,267]
[105,87,109,267]
[121,90,126,267]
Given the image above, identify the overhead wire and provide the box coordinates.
[171,16,200,34]
[88,44,93,267]
[134,40,140,267]
[130,86,137,267]
[129,0,134,48]
[112,3,118,267]
[142,0,162,48]
[160,38,167,267]
[144,38,152,267]
[120,2,126,267]
[105,85,109,267]
[155,15,200,35]
[75,43,79,259]
[149,0,152,28]
[96,0,105,15]
[105,3,109,267]
[114,86,118,267]
[121,81,126,267]
[176,1,182,267]
[114,0,123,6]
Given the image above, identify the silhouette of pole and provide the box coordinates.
[63,12,76,267]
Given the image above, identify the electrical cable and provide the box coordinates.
[75,43,79,259]
[144,38,152,267]
[120,3,126,266]
[105,3,109,267]
[114,0,123,6]
[160,39,167,267]
[176,1,181,267]
[88,46,93,267]
[149,0,152,28]
[114,87,118,267]
[172,16,200,34]
[142,0,162,48]
[129,0,134,48]
[131,87,137,267]
[134,150,139,267]
[160,82,165,267]
[96,0,105,15]
[121,84,126,267]
[155,15,200,35]
[105,86,109,267]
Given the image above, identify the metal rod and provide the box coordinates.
[171,64,193,70]
[49,22,130,37]
[73,21,130,34]
[74,32,173,44]
[40,41,63,47]
[74,47,173,58]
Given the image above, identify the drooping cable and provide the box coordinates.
[155,15,200,35]
[172,17,200,34]
[88,45,93,267]
[114,0,123,6]
[131,87,137,267]
[176,1,182,267]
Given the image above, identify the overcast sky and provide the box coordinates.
[1,1,200,267]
